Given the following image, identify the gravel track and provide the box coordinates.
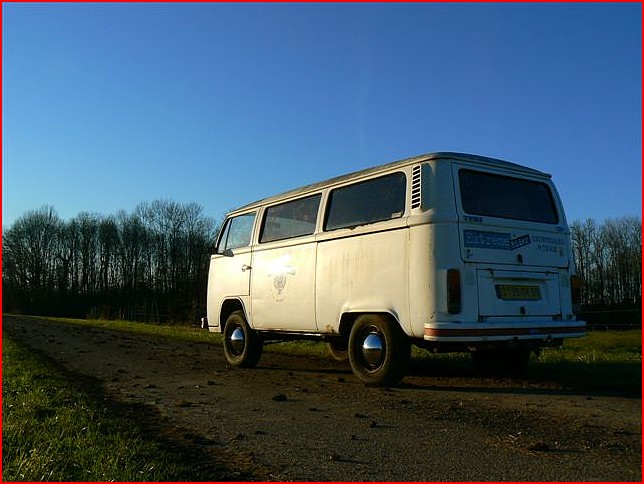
[3,315,641,481]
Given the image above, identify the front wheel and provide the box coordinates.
[348,314,410,387]
[222,310,263,368]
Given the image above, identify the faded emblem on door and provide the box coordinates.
[269,266,295,301]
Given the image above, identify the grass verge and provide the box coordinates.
[2,334,234,482]
[535,329,642,395]
[37,315,220,344]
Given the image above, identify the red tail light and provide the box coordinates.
[447,269,461,314]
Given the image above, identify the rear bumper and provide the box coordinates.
[424,320,586,343]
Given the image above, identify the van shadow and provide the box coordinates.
[256,354,641,398]
[403,358,641,398]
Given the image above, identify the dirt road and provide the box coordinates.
[3,315,641,481]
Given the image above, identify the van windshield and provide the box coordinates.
[459,169,558,224]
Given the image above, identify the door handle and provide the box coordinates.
[241,264,252,272]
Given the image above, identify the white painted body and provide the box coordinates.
[207,152,585,351]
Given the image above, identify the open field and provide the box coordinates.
[2,315,641,481]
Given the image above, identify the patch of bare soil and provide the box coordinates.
[3,315,641,481]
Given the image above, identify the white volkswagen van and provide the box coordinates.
[206,152,585,386]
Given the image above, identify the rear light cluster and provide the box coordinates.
[447,269,461,314]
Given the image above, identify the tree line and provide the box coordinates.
[2,203,641,325]
[570,215,641,309]
[2,201,218,324]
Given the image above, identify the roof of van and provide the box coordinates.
[232,151,550,213]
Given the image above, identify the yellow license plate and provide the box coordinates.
[495,284,541,301]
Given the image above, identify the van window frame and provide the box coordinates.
[458,169,559,224]
[215,211,257,253]
[259,193,322,244]
[323,171,407,232]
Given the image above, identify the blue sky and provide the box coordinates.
[3,2,641,227]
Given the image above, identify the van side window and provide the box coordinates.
[260,194,321,243]
[324,172,406,231]
[459,170,558,224]
[218,212,256,251]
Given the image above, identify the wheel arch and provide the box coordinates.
[338,310,406,341]
[220,298,249,332]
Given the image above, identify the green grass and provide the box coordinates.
[534,330,642,394]
[2,335,230,482]
[38,315,221,344]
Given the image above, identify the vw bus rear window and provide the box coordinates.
[459,169,558,224]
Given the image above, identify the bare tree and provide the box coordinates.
[570,215,642,309]
[2,206,62,313]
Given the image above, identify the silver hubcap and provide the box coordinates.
[362,332,384,368]
[230,326,245,355]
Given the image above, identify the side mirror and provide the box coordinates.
[214,245,234,257]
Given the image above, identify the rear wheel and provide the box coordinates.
[222,310,263,368]
[348,314,410,386]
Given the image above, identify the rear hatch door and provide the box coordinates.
[453,164,569,317]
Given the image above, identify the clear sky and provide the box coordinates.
[3,2,641,228]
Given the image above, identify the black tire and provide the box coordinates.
[327,339,349,362]
[348,314,410,387]
[471,348,531,376]
[222,310,263,368]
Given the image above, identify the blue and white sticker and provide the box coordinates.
[464,230,532,251]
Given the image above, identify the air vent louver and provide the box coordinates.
[411,165,422,209]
